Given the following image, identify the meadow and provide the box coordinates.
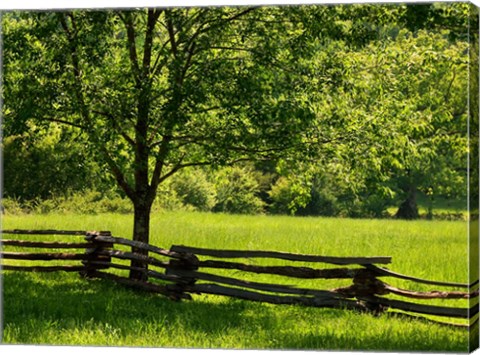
[1,211,473,351]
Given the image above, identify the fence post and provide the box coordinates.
[334,267,389,314]
[165,245,200,300]
[80,231,114,278]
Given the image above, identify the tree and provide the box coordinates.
[383,30,468,219]
[340,28,468,219]
[339,28,468,219]
[3,7,326,279]
[267,6,469,219]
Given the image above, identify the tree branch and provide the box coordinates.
[180,41,196,85]
[100,146,136,200]
[40,117,88,130]
[118,11,141,86]
[58,12,90,123]
[182,6,257,61]
[157,156,268,185]
[209,46,255,52]
[196,7,258,37]
[444,67,456,103]
[166,13,178,58]
[91,109,136,147]
[150,38,171,77]
[148,134,172,202]
[142,9,162,77]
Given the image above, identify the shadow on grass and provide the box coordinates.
[1,272,469,352]
[1,271,260,345]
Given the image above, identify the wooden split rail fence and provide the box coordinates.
[1,229,478,328]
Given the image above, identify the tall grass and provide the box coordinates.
[1,211,471,351]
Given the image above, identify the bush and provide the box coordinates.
[55,190,110,214]
[2,190,134,215]
[3,127,109,201]
[268,177,297,214]
[296,184,339,217]
[34,198,60,214]
[213,166,265,214]
[268,175,334,216]
[170,168,216,212]
[1,197,28,215]
[95,195,133,214]
[153,181,189,212]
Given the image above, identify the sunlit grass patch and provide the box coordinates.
[1,211,471,351]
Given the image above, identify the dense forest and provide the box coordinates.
[1,3,473,253]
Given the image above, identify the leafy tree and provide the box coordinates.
[3,7,325,279]
[270,7,469,219]
[377,30,468,218]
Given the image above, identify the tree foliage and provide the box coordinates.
[271,14,469,218]
[3,123,109,200]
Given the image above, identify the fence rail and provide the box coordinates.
[169,245,392,265]
[1,229,478,328]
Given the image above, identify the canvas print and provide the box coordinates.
[0,1,478,353]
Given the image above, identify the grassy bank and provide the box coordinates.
[1,211,471,351]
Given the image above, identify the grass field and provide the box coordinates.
[1,211,474,351]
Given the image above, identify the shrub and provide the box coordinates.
[170,168,216,212]
[3,128,109,201]
[213,166,265,214]
[2,190,134,215]
[96,195,133,214]
[268,177,296,214]
[296,184,339,217]
[1,197,28,215]
[268,176,321,215]
[152,180,188,212]
[33,198,60,214]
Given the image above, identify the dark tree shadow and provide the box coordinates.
[1,272,470,352]
[2,272,258,345]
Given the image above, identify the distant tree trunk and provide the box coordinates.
[129,200,152,281]
[427,193,434,220]
[395,184,419,219]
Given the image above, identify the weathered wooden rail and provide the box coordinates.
[1,229,478,328]
[1,230,113,275]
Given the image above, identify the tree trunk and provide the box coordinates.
[395,184,419,220]
[129,201,152,281]
[427,194,434,220]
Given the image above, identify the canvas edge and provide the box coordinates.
[469,1,480,353]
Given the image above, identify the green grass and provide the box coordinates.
[1,211,473,351]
